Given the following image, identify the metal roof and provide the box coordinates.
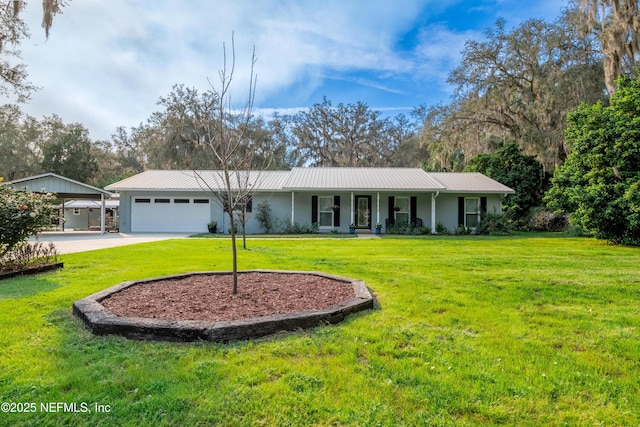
[105,170,291,192]
[283,167,446,191]
[105,168,515,194]
[8,172,112,198]
[429,172,515,194]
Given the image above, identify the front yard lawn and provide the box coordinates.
[0,234,638,426]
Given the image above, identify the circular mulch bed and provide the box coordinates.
[100,271,356,322]
[73,270,374,342]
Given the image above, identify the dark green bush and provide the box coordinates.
[527,207,569,232]
[274,218,319,234]
[387,220,429,235]
[478,211,515,235]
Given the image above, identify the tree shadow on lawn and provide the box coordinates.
[0,275,60,299]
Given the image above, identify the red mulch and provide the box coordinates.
[100,272,355,322]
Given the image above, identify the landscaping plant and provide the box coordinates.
[546,73,640,245]
[0,178,57,270]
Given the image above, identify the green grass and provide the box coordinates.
[1,234,639,426]
[189,232,357,238]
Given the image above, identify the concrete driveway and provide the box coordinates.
[30,232,191,255]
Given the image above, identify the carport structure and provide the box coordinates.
[9,173,112,234]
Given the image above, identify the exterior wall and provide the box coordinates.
[485,195,503,215]
[118,193,132,232]
[228,192,291,234]
[63,208,89,230]
[434,194,459,232]
[117,189,503,234]
[434,193,503,233]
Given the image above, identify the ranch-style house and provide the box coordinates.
[105,167,515,234]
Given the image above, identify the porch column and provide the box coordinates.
[376,192,380,226]
[291,192,295,224]
[350,192,354,225]
[100,194,106,235]
[431,191,439,234]
[60,199,66,231]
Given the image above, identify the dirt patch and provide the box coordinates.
[100,272,356,322]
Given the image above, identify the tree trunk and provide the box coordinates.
[241,208,247,250]
[228,208,238,294]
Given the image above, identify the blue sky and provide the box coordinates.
[10,0,568,141]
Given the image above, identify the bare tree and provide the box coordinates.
[191,35,260,295]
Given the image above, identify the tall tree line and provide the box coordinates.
[0,104,138,186]
[3,1,639,187]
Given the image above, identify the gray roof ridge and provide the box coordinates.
[10,172,112,195]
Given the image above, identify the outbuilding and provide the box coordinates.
[8,173,113,234]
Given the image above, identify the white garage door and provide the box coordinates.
[131,197,210,232]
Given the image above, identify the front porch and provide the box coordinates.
[289,191,440,234]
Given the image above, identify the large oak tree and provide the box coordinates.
[422,14,605,172]
[579,0,640,95]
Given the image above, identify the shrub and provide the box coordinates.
[387,220,429,235]
[0,241,58,272]
[545,74,640,245]
[478,211,515,235]
[387,219,412,235]
[255,200,273,233]
[274,218,319,234]
[466,143,548,226]
[455,225,473,235]
[435,223,449,235]
[527,207,569,232]
[0,178,57,258]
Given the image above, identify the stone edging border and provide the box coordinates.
[0,262,64,281]
[72,269,374,343]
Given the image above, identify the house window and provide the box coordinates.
[154,198,170,203]
[237,195,252,213]
[465,198,480,228]
[72,208,80,215]
[394,197,410,223]
[174,199,190,204]
[134,198,150,203]
[318,196,334,227]
[222,195,252,212]
[193,199,209,204]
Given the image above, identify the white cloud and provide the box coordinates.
[4,0,565,140]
